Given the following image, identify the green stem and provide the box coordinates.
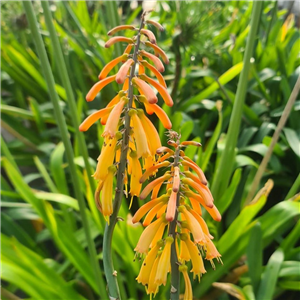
[23,1,105,296]
[285,173,300,200]
[211,0,263,201]
[102,12,147,300]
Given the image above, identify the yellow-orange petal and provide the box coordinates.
[140,50,165,72]
[116,59,134,84]
[79,106,113,131]
[150,104,172,129]
[184,170,202,186]
[190,197,202,216]
[101,166,116,217]
[205,238,221,261]
[179,239,191,262]
[86,75,116,102]
[206,205,222,222]
[130,112,151,158]
[166,191,177,222]
[146,20,164,31]
[145,41,169,64]
[181,141,202,147]
[184,189,213,209]
[132,77,158,104]
[102,97,127,138]
[188,208,211,237]
[98,54,128,80]
[139,74,173,107]
[135,216,166,254]
[149,220,167,248]
[140,161,170,183]
[107,25,136,35]
[179,265,193,300]
[141,29,157,44]
[94,180,104,213]
[93,137,118,181]
[105,36,133,48]
[183,156,208,185]
[140,173,172,200]
[143,202,166,226]
[154,236,173,286]
[156,146,174,155]
[146,252,161,296]
[129,151,142,198]
[141,60,167,88]
[123,44,133,55]
[157,152,173,163]
[151,181,163,200]
[172,166,180,193]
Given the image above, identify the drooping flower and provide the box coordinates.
[179,264,193,300]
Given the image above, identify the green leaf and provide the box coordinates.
[283,128,300,157]
[257,248,284,300]
[278,280,300,291]
[279,261,300,278]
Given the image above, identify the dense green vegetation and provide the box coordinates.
[1,1,299,300]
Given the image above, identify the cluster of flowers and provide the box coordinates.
[132,132,222,299]
[79,20,173,221]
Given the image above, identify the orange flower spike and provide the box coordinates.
[93,135,120,180]
[166,191,177,222]
[116,59,134,84]
[137,109,162,156]
[140,173,172,200]
[132,77,158,104]
[145,41,169,64]
[139,74,173,107]
[146,19,164,32]
[155,236,173,286]
[141,29,157,44]
[105,36,134,48]
[179,264,193,300]
[140,161,170,183]
[132,195,167,224]
[141,60,167,88]
[147,252,162,297]
[102,97,128,138]
[178,205,205,244]
[86,75,116,102]
[182,156,208,185]
[101,165,116,218]
[107,25,136,35]
[137,240,164,285]
[143,202,166,226]
[181,178,214,208]
[79,106,113,132]
[129,110,151,158]
[172,166,180,192]
[129,151,142,204]
[181,141,202,147]
[140,50,165,72]
[98,54,128,80]
[134,215,167,254]
[150,104,172,129]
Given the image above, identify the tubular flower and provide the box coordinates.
[134,131,222,297]
[80,17,172,221]
[145,41,169,64]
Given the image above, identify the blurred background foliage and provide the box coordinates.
[1,1,299,300]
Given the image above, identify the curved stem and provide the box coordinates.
[103,13,146,300]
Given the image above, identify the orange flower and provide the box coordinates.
[140,60,167,88]
[156,146,174,155]
[182,156,208,185]
[146,20,164,32]
[79,106,113,131]
[129,150,142,204]
[134,215,167,254]
[154,236,173,286]
[141,29,157,44]
[116,59,134,84]
[140,173,172,200]
[140,50,165,72]
[139,74,173,107]
[102,97,128,138]
[105,36,133,48]
[205,238,222,264]
[132,77,158,104]
[98,54,128,80]
[138,110,162,156]
[143,201,166,226]
[181,141,202,147]
[107,25,136,35]
[140,161,170,183]
[136,240,164,285]
[166,190,177,222]
[179,237,191,262]
[146,251,161,297]
[93,135,120,181]
[150,104,172,129]
[179,264,193,300]
[86,75,116,102]
[184,188,213,209]
[123,44,133,55]
[172,166,180,192]
[190,197,202,216]
[145,41,169,64]
[130,111,151,158]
